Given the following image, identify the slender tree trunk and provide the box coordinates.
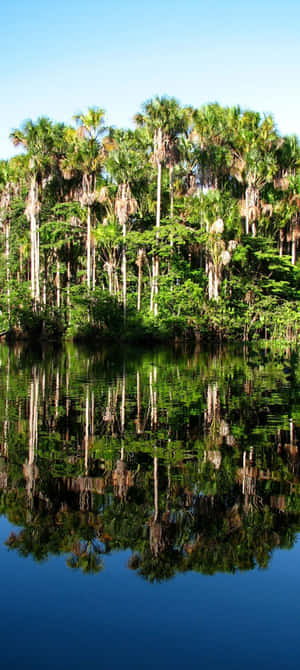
[136,370,141,434]
[208,260,214,300]
[169,164,174,220]
[154,453,158,522]
[121,363,126,434]
[213,271,220,301]
[246,185,258,238]
[279,229,284,256]
[149,369,153,429]
[245,187,249,235]
[19,248,23,283]
[91,390,94,441]
[35,217,40,305]
[87,204,91,290]
[150,257,155,312]
[30,180,36,302]
[122,223,126,323]
[56,254,60,309]
[169,164,174,284]
[92,241,96,291]
[55,368,60,419]
[291,228,296,265]
[67,241,71,324]
[3,352,10,457]
[29,173,40,308]
[154,160,162,317]
[137,248,143,312]
[290,417,294,446]
[43,251,47,306]
[84,386,89,475]
[5,221,10,326]
[26,366,39,504]
[153,365,157,429]
[108,266,112,295]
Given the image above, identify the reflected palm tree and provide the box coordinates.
[67,539,105,574]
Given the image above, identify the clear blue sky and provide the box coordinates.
[1,0,299,158]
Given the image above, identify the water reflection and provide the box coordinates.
[0,342,300,580]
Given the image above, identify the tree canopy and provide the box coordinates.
[0,98,299,342]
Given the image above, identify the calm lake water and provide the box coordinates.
[0,341,300,669]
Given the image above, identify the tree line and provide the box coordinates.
[0,97,299,341]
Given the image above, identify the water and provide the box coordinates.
[0,341,300,669]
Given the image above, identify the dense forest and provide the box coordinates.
[0,97,299,342]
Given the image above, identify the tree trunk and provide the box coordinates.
[108,266,112,295]
[136,370,141,434]
[169,164,174,220]
[67,245,71,324]
[150,256,155,312]
[87,204,91,290]
[92,241,96,291]
[19,248,23,284]
[213,271,220,301]
[35,217,40,305]
[291,229,296,265]
[84,385,89,475]
[122,222,126,323]
[279,229,284,256]
[246,185,258,238]
[208,260,214,300]
[5,221,10,325]
[30,182,36,302]
[154,160,162,317]
[137,248,143,312]
[28,176,40,308]
[55,368,60,419]
[154,454,158,522]
[3,352,10,457]
[56,254,60,309]
[245,187,249,235]
[43,251,47,307]
[121,363,126,434]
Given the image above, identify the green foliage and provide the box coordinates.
[1,342,300,579]
[0,100,299,343]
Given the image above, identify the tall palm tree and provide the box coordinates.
[10,118,65,308]
[135,97,187,316]
[192,103,234,191]
[0,160,20,325]
[274,136,300,260]
[230,110,279,235]
[106,129,143,321]
[63,108,110,291]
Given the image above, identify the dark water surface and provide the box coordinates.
[0,342,300,669]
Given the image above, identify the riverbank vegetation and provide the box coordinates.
[0,98,299,342]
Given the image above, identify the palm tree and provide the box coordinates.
[192,103,234,192]
[274,135,300,261]
[135,96,187,316]
[106,130,141,321]
[0,160,19,325]
[62,108,110,291]
[10,118,65,308]
[230,111,279,235]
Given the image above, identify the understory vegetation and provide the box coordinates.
[0,98,299,341]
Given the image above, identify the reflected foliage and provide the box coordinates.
[0,342,300,580]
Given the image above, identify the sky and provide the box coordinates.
[0,0,299,158]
